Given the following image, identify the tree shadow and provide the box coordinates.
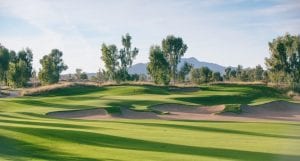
[173,84,286,106]
[114,121,300,140]
[30,85,107,97]
[0,118,95,130]
[1,125,299,161]
[12,99,100,109]
[0,135,107,161]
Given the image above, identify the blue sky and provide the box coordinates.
[0,0,299,73]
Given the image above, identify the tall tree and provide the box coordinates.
[162,35,187,84]
[147,46,170,85]
[254,65,264,81]
[75,68,82,80]
[236,65,243,80]
[0,45,10,84]
[101,44,119,82]
[212,72,222,82]
[224,67,232,81]
[6,48,33,87]
[38,49,68,85]
[265,33,300,87]
[199,67,213,83]
[80,72,88,80]
[118,33,139,81]
[190,67,213,84]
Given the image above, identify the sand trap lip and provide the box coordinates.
[46,101,300,121]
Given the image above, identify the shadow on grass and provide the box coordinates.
[0,118,95,130]
[115,122,300,140]
[12,99,100,109]
[30,85,107,97]
[174,84,286,106]
[1,125,299,161]
[0,135,113,161]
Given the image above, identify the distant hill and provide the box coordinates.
[128,57,226,75]
[62,57,227,78]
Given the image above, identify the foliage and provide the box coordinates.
[190,67,212,84]
[38,49,68,85]
[0,45,10,83]
[265,33,300,89]
[80,72,88,80]
[222,104,242,114]
[75,68,82,80]
[162,35,187,84]
[119,33,139,75]
[147,46,170,85]
[212,72,222,82]
[101,44,119,81]
[101,33,138,83]
[178,62,193,82]
[6,48,33,88]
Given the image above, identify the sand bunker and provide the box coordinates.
[46,101,300,121]
[238,101,300,121]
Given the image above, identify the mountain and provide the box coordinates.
[61,57,227,78]
[128,63,148,75]
[128,57,226,75]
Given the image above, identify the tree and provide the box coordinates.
[230,69,237,80]
[38,49,68,85]
[199,67,212,83]
[236,65,243,80]
[147,46,170,85]
[0,45,10,84]
[212,72,222,82]
[262,70,270,83]
[178,62,193,82]
[80,72,88,80]
[190,67,212,84]
[75,68,82,80]
[224,67,232,81]
[101,33,139,83]
[119,33,139,80]
[162,35,187,84]
[6,48,33,88]
[265,33,300,87]
[97,69,109,82]
[254,65,264,81]
[101,44,119,82]
[190,68,201,84]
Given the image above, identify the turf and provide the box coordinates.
[0,84,300,161]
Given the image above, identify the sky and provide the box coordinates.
[0,0,299,73]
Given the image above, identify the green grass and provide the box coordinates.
[0,84,300,161]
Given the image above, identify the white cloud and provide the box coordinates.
[0,0,299,73]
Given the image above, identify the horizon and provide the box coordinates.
[1,0,299,73]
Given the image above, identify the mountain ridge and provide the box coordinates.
[128,57,227,75]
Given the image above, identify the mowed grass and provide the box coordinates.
[0,84,300,161]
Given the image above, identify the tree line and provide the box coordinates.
[1,33,299,91]
[100,33,300,91]
[0,46,68,88]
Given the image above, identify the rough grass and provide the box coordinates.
[0,84,300,161]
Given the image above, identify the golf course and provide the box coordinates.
[1,1,300,160]
[1,83,300,161]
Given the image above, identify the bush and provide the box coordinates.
[222,104,242,114]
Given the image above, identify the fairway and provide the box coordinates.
[1,84,300,161]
